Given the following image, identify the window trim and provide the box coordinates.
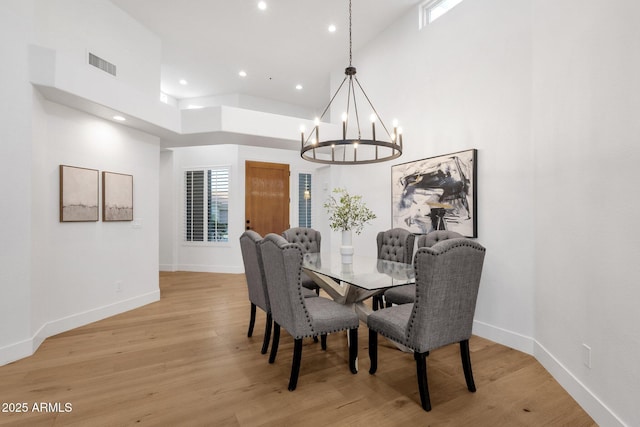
[298,173,312,228]
[182,165,231,247]
[419,0,464,29]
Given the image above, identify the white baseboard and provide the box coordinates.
[0,290,159,367]
[473,319,535,355]
[471,321,626,426]
[159,264,177,272]
[534,341,627,427]
[0,338,34,368]
[176,264,244,274]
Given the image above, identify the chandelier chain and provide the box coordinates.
[349,0,352,67]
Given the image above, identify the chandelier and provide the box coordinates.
[300,0,403,165]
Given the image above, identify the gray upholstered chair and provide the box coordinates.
[282,227,322,295]
[259,233,359,391]
[383,230,463,307]
[239,231,316,355]
[372,228,416,310]
[367,238,486,411]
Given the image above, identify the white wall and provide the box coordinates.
[33,0,161,103]
[29,95,160,348]
[334,0,639,425]
[0,0,161,365]
[0,0,35,361]
[178,93,316,119]
[327,0,535,351]
[532,1,640,426]
[159,150,175,271]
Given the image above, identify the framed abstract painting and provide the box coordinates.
[59,165,99,222]
[102,171,133,221]
[391,149,477,237]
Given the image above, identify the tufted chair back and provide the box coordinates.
[282,227,321,254]
[239,230,270,312]
[417,230,463,248]
[260,234,315,339]
[367,237,486,411]
[376,228,416,263]
[407,238,485,351]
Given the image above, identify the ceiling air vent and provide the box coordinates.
[88,52,116,76]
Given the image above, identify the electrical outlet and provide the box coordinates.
[115,280,123,293]
[582,344,592,369]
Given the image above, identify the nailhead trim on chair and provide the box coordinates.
[405,239,486,349]
[284,244,317,339]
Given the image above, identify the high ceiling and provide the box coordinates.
[110,0,420,112]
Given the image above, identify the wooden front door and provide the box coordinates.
[245,161,290,236]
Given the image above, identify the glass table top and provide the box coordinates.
[302,252,415,291]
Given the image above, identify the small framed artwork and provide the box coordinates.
[60,165,99,222]
[391,149,477,237]
[102,171,133,221]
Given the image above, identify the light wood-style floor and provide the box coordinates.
[0,272,595,426]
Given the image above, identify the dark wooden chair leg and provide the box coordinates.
[288,338,303,391]
[349,328,358,374]
[247,303,256,337]
[372,295,380,311]
[368,329,378,374]
[269,323,280,364]
[261,313,272,354]
[460,339,476,392]
[321,334,327,350]
[313,336,318,343]
[414,351,432,411]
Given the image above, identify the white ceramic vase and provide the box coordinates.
[340,230,354,264]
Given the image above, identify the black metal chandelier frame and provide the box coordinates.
[300,0,403,165]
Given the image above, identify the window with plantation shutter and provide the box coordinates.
[184,167,229,243]
[298,173,312,228]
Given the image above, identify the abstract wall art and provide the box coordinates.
[59,165,99,222]
[102,171,133,221]
[391,149,477,237]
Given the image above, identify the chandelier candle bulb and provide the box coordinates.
[370,114,377,141]
[342,113,347,140]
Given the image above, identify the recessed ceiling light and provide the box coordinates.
[113,115,126,121]
[295,84,303,90]
[328,24,337,33]
[258,1,267,10]
[239,70,247,77]
[179,79,188,85]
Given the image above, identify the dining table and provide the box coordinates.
[302,251,415,322]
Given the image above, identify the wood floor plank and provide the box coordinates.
[0,272,595,426]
